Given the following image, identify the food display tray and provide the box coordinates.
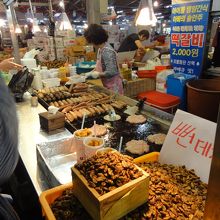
[36,85,172,187]
[37,138,77,188]
[67,110,166,158]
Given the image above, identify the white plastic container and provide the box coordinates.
[73,129,93,163]
[42,78,61,88]
[83,137,105,159]
[31,68,43,90]
[40,66,49,79]
[69,66,77,76]
[48,69,59,78]
[161,54,171,66]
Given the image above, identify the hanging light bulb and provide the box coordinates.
[58,12,72,30]
[15,24,22,34]
[154,1,159,7]
[44,27,48,33]
[32,18,40,33]
[135,0,157,26]
[59,0,64,8]
[0,19,6,27]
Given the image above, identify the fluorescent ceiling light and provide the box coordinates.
[117,10,123,14]
[154,1,159,7]
[132,8,138,12]
[58,12,73,30]
[164,4,172,8]
[0,19,6,26]
[33,18,40,33]
[59,1,64,8]
[15,24,22,34]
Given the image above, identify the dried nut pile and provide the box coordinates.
[51,188,92,220]
[122,162,207,220]
[75,152,143,195]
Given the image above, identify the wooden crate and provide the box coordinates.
[71,166,149,220]
[123,78,156,98]
[39,112,65,132]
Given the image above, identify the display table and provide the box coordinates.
[89,78,156,98]
[16,93,72,196]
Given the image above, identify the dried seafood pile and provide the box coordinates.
[75,151,143,195]
[51,161,207,220]
[51,188,92,220]
[122,162,207,220]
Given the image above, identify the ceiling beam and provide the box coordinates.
[18,2,49,7]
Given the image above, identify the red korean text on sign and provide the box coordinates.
[171,122,213,159]
[194,139,213,159]
[181,33,191,47]
[172,122,196,148]
[171,33,180,46]
[191,33,204,47]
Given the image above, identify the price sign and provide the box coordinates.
[170,0,211,77]
[159,110,217,183]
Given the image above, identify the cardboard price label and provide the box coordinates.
[159,110,217,183]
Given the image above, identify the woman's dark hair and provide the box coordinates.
[84,24,108,45]
[138,30,150,39]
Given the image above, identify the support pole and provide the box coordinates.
[6,5,21,64]
[48,0,53,20]
[86,0,101,24]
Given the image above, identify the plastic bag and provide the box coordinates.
[156,69,174,93]
[8,67,34,102]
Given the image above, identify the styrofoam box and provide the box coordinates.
[42,78,61,88]
[56,30,76,38]
[63,38,76,47]
[55,37,64,47]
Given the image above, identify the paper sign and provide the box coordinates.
[159,110,217,183]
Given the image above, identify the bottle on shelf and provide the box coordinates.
[121,63,132,81]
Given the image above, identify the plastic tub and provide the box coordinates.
[138,91,180,114]
[155,65,171,73]
[134,152,159,164]
[167,73,196,110]
[137,70,157,78]
[187,79,220,122]
[76,61,96,74]
[39,182,73,220]
[42,78,61,88]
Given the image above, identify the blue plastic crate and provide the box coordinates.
[76,61,96,74]
[167,73,196,110]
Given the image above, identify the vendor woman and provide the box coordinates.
[84,24,123,95]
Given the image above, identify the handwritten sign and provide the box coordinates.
[170,0,211,77]
[159,110,217,183]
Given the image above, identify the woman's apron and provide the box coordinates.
[96,47,124,95]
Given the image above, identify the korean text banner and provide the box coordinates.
[170,0,211,76]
